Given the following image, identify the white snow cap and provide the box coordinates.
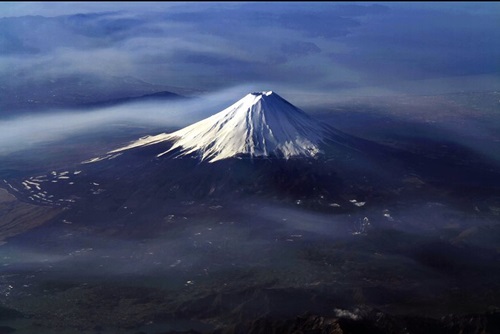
[112,91,331,163]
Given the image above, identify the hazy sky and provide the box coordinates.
[1,2,499,97]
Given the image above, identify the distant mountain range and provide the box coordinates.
[0,74,193,113]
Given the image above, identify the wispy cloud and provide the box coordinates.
[0,85,261,155]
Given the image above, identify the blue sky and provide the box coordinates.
[1,2,499,97]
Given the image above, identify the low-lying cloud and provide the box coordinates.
[0,85,260,155]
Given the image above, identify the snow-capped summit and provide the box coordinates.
[111,91,334,163]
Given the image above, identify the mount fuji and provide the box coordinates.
[6,90,390,213]
[108,91,346,163]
